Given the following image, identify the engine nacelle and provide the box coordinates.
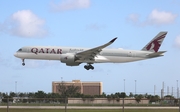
[60,53,80,66]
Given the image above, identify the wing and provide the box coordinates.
[75,37,117,63]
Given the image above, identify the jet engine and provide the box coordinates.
[60,54,80,66]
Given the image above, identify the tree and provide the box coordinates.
[19,93,25,97]
[57,82,80,97]
[34,91,47,102]
[102,92,107,97]
[144,93,149,98]
[57,82,81,112]
[73,93,84,98]
[135,94,143,103]
[0,92,3,97]
[35,91,47,98]
[2,95,13,103]
[164,95,175,105]
[28,92,35,98]
[66,85,81,97]
[150,95,160,102]
[47,93,60,98]
[9,92,16,97]
[129,92,134,98]
[107,95,112,102]
[164,95,174,98]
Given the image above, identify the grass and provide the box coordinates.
[0,109,179,112]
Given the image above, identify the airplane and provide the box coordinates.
[14,31,167,70]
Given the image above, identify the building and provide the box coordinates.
[52,80,102,96]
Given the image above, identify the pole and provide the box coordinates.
[122,97,124,112]
[121,92,125,112]
[124,79,125,92]
[177,80,179,98]
[7,97,9,112]
[15,81,17,96]
[135,80,136,95]
[179,98,180,112]
[154,85,156,95]
[65,96,67,112]
[121,92,126,112]
[178,80,180,112]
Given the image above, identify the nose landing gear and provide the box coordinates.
[22,59,25,66]
[84,64,94,70]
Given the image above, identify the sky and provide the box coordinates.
[0,0,180,97]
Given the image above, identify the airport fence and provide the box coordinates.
[0,98,180,107]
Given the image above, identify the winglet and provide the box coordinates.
[110,37,118,43]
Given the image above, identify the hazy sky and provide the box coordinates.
[0,0,180,97]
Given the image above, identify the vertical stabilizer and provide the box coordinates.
[141,32,167,52]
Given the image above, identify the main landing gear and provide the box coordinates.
[22,59,25,66]
[84,64,94,70]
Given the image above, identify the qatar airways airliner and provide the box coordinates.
[14,32,167,70]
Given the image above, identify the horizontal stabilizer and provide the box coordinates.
[147,51,166,57]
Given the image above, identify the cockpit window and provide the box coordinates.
[18,49,22,51]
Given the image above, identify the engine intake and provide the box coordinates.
[60,53,80,66]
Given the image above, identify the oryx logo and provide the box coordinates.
[146,33,166,52]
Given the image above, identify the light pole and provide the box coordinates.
[177,80,179,98]
[15,81,17,96]
[135,80,136,95]
[154,85,156,95]
[124,79,125,92]
[178,80,180,112]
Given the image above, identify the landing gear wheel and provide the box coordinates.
[22,63,25,66]
[90,66,94,70]
[84,64,94,70]
[84,65,89,70]
[22,59,25,66]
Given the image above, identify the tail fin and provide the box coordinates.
[141,32,167,52]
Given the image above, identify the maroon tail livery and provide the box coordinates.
[142,32,167,52]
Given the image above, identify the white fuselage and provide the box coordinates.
[14,46,159,63]
[14,32,167,70]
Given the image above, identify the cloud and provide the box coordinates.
[174,35,180,48]
[126,14,140,25]
[10,10,48,37]
[86,23,106,30]
[147,9,177,25]
[50,0,90,12]
[127,9,177,26]
[128,14,139,23]
[0,10,48,38]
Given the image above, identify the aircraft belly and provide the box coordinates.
[98,56,145,63]
[94,56,110,63]
[17,53,60,60]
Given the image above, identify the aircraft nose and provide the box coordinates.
[14,52,18,57]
